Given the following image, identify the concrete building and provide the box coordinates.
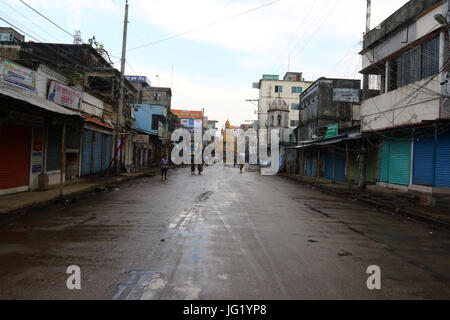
[298,78,361,142]
[360,0,450,192]
[253,72,313,131]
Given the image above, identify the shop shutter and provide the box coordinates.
[0,124,31,190]
[413,135,435,186]
[92,132,103,174]
[379,140,390,183]
[304,154,310,176]
[311,153,317,177]
[335,150,346,181]
[46,124,62,171]
[324,151,334,180]
[388,139,411,186]
[435,132,450,188]
[102,134,112,171]
[81,130,93,176]
[365,148,378,183]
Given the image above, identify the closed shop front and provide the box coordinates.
[81,130,93,176]
[379,138,411,186]
[92,131,103,174]
[335,150,346,181]
[322,149,346,181]
[324,151,334,179]
[102,134,112,171]
[413,130,450,188]
[303,150,316,177]
[435,131,450,188]
[81,129,112,176]
[0,123,31,194]
[413,132,435,186]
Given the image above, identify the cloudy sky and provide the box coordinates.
[1,0,409,128]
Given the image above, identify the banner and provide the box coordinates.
[48,81,83,109]
[1,60,36,91]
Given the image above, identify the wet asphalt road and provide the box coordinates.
[0,165,449,300]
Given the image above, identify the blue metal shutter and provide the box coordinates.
[81,130,93,176]
[311,153,317,177]
[92,132,103,174]
[413,135,435,186]
[379,140,390,183]
[388,139,411,186]
[324,151,334,179]
[435,132,450,188]
[102,134,111,171]
[335,150,346,181]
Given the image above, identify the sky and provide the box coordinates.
[0,0,410,129]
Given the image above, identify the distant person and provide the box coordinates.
[161,154,169,182]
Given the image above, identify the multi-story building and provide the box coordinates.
[0,28,139,195]
[299,78,361,142]
[360,0,450,192]
[253,72,313,131]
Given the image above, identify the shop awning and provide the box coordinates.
[0,83,81,117]
[83,115,115,130]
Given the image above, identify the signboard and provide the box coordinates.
[133,134,150,144]
[263,74,279,80]
[48,81,83,109]
[333,88,360,103]
[125,75,151,86]
[194,119,202,128]
[2,60,36,91]
[0,33,14,42]
[324,124,339,139]
[171,110,203,119]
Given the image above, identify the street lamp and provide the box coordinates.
[434,13,448,25]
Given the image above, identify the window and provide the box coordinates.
[291,86,303,94]
[275,85,283,93]
[277,115,282,126]
[291,120,299,127]
[422,36,439,78]
[291,103,300,110]
[395,36,440,89]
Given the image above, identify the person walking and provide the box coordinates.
[161,154,169,182]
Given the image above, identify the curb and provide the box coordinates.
[0,169,159,228]
[281,174,450,230]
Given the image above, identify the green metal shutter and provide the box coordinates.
[388,139,411,186]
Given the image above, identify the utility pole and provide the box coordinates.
[359,0,371,190]
[116,0,129,173]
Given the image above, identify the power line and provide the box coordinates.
[18,0,73,38]
[0,0,62,43]
[123,0,281,54]
[0,15,41,42]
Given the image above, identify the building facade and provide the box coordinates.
[253,72,313,131]
[360,0,450,192]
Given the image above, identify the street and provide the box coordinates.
[0,165,449,300]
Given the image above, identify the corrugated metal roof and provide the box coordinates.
[0,82,81,117]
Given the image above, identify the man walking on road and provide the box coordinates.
[161,154,169,182]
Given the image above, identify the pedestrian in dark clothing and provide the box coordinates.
[161,155,169,182]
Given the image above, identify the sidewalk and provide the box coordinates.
[281,173,450,229]
[0,167,160,225]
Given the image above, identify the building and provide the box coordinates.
[360,0,450,192]
[290,77,366,181]
[0,28,139,195]
[128,77,174,165]
[298,78,361,142]
[253,72,313,131]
